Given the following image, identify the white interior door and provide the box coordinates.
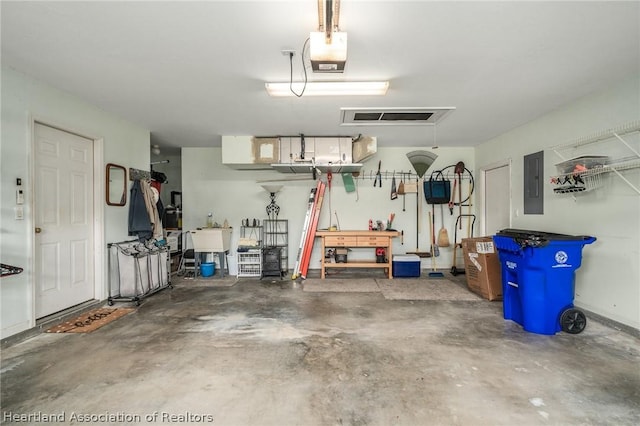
[484,163,511,236]
[35,123,95,318]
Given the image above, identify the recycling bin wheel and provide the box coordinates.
[560,308,587,334]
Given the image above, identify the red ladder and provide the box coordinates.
[299,180,326,279]
[291,182,320,279]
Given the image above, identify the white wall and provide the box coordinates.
[182,146,475,273]
[0,66,150,339]
[475,74,640,329]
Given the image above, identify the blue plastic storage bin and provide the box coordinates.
[493,229,596,335]
[200,262,215,277]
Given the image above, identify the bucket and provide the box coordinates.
[226,254,238,276]
[200,262,215,277]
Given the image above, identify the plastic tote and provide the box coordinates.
[493,229,596,335]
[200,262,215,277]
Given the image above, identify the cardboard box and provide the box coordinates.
[392,254,421,277]
[461,237,502,301]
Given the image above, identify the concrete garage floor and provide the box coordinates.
[1,272,639,426]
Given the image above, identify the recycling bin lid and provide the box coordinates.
[496,229,596,248]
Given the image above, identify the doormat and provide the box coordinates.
[45,307,135,333]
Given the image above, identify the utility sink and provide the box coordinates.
[189,228,232,252]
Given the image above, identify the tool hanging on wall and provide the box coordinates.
[438,204,450,247]
[327,170,333,228]
[398,173,406,211]
[405,148,437,258]
[431,204,439,257]
[406,150,438,179]
[391,173,398,200]
[374,160,382,187]
[444,162,474,213]
[454,161,465,229]
[467,179,473,238]
[428,210,445,278]
[449,176,457,215]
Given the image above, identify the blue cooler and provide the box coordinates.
[392,254,421,278]
[493,229,595,335]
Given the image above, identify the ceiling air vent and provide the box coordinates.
[340,107,455,126]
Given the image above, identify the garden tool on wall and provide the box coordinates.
[374,161,382,187]
[399,173,407,211]
[467,178,473,238]
[406,150,437,258]
[438,204,450,247]
[449,176,457,215]
[431,204,439,257]
[406,150,438,179]
[455,161,465,229]
[428,210,445,278]
[391,173,398,200]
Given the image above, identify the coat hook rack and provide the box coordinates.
[129,168,151,181]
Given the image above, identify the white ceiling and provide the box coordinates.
[2,1,639,152]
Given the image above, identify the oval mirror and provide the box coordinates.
[106,163,127,206]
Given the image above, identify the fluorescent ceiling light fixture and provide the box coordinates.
[265,81,389,97]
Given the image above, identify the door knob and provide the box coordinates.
[35,227,42,233]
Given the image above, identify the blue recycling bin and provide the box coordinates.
[493,229,596,335]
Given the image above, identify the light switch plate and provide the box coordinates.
[15,206,24,220]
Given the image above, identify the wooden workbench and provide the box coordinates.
[315,230,400,279]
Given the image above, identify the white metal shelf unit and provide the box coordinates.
[237,249,262,278]
[549,121,640,195]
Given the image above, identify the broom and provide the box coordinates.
[428,210,445,278]
[438,204,450,247]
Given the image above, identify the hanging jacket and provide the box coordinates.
[141,180,164,240]
[128,180,153,241]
